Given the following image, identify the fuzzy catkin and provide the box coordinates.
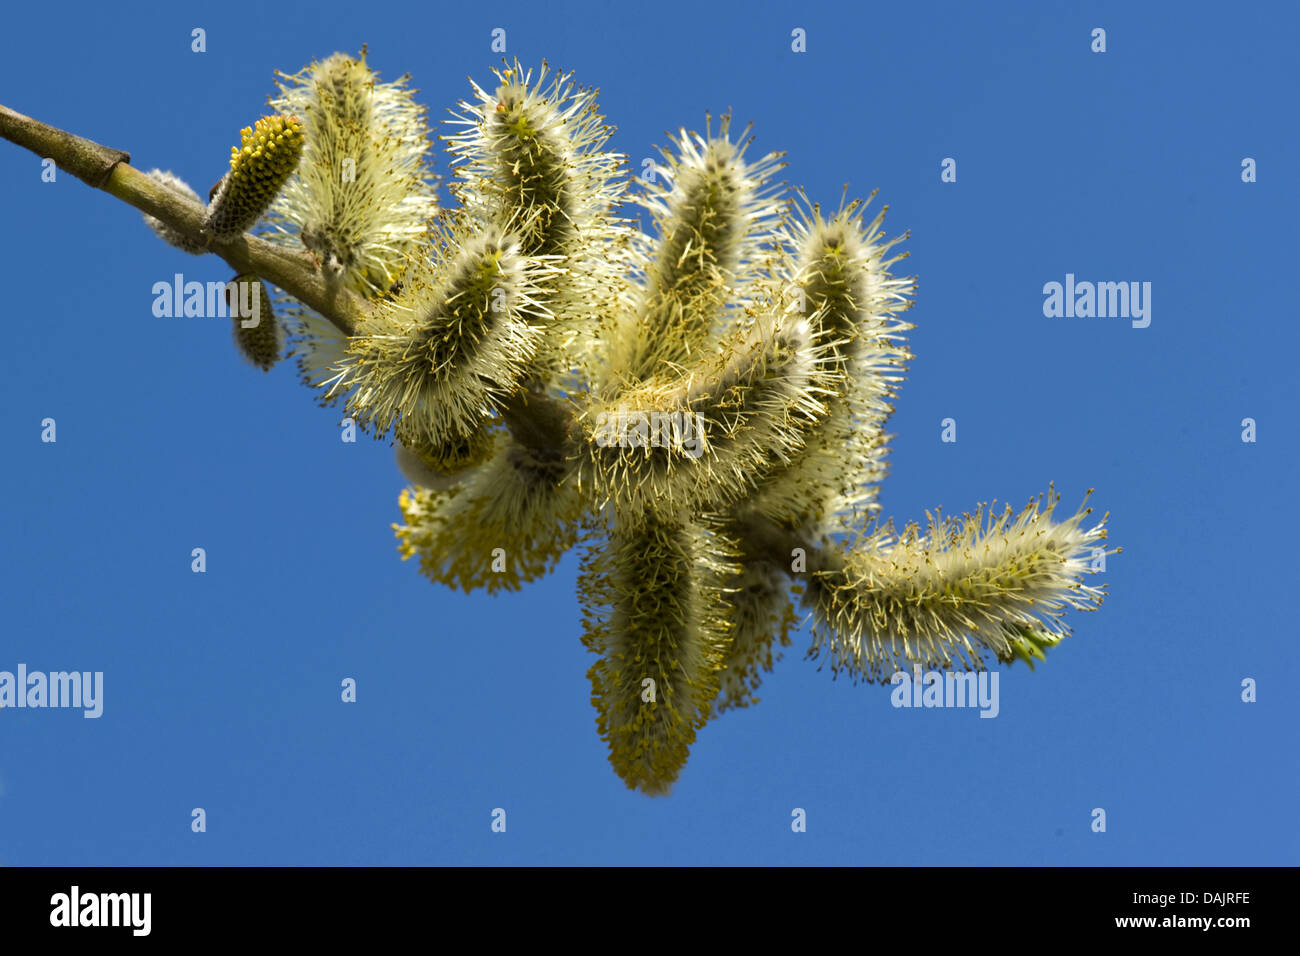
[267,51,438,299]
[578,276,841,520]
[606,117,786,386]
[579,513,737,795]
[141,170,207,254]
[326,223,549,447]
[807,488,1111,682]
[744,199,914,532]
[226,275,281,372]
[445,61,635,389]
[394,432,584,594]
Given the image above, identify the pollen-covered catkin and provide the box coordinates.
[743,198,914,532]
[604,117,786,387]
[579,292,838,519]
[579,513,737,794]
[203,115,305,240]
[326,222,550,447]
[445,62,634,388]
[393,431,584,593]
[806,488,1112,682]
[267,51,438,299]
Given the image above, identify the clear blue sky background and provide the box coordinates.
[1,0,1295,865]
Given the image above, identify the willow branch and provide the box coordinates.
[1,102,367,336]
[0,100,835,584]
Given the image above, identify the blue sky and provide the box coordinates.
[0,0,1295,865]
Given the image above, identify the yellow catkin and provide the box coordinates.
[268,51,438,299]
[807,488,1114,682]
[203,115,304,240]
[579,514,737,794]
[394,433,584,594]
[327,222,550,447]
